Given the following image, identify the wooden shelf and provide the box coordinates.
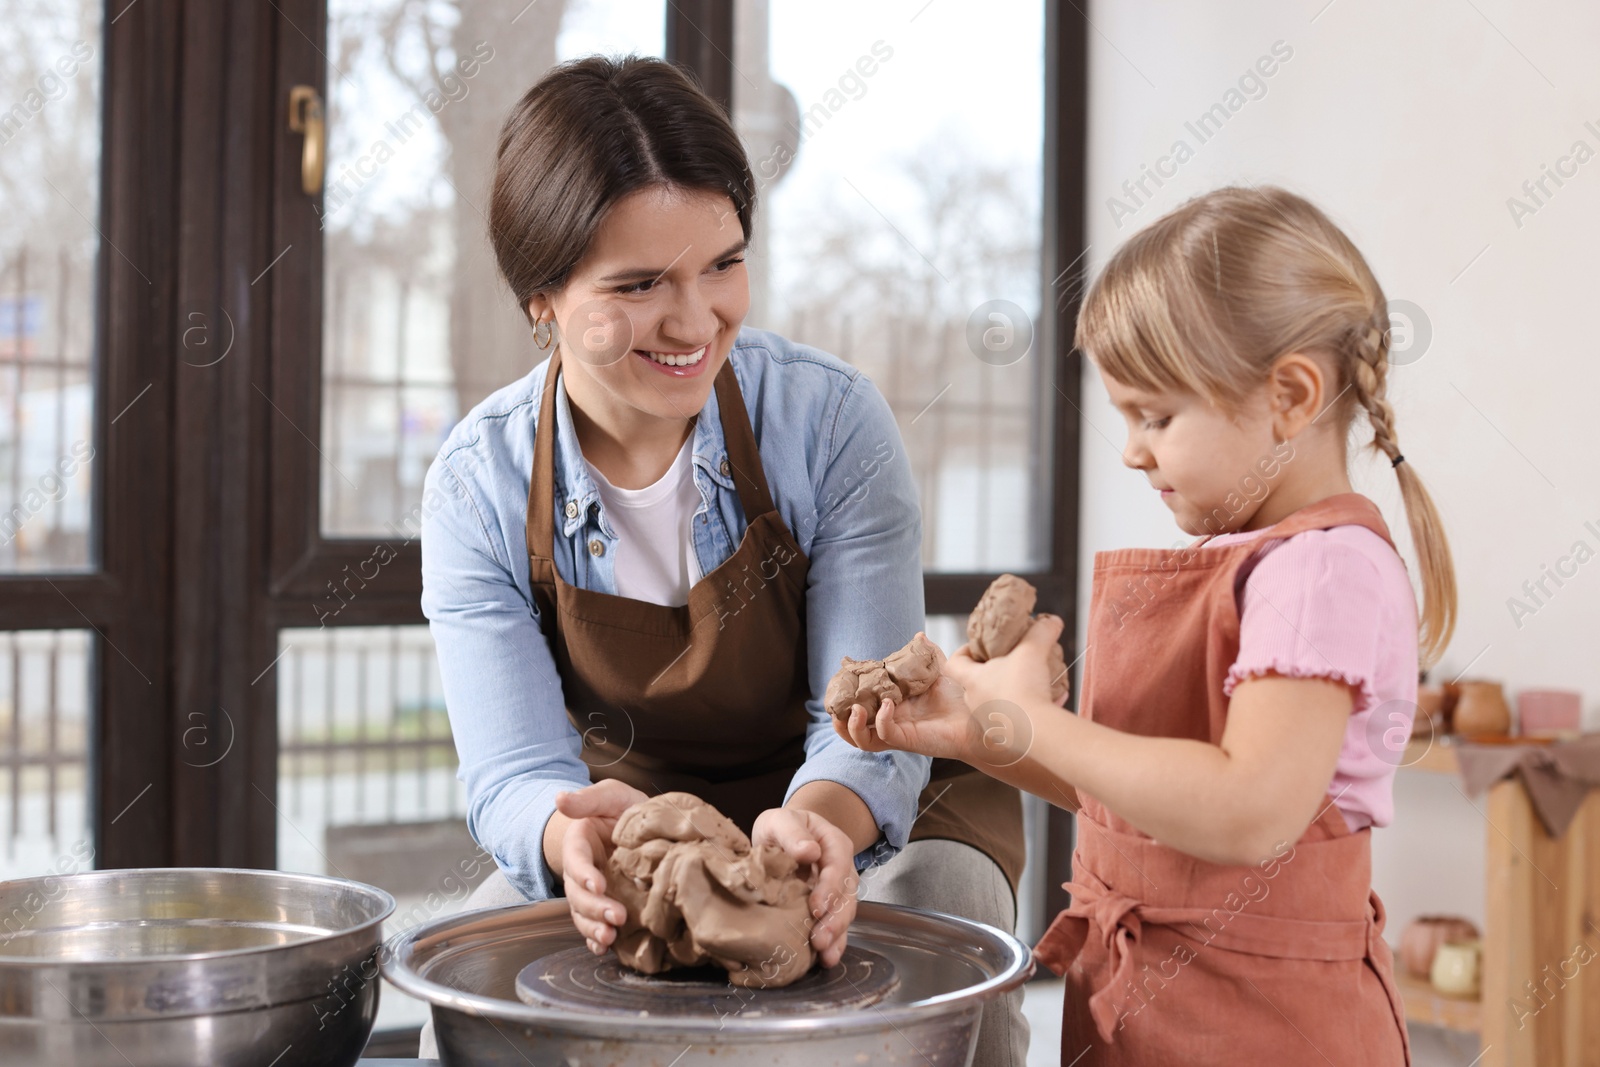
[1401,738,1460,774]
[1390,745,1600,1063]
[1393,967,1481,1034]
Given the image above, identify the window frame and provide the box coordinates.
[0,1,1085,908]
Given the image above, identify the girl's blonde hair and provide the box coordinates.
[1075,185,1457,667]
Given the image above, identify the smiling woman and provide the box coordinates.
[418,54,1027,1066]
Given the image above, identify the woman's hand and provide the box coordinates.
[751,806,857,968]
[555,779,649,955]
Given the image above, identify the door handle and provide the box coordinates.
[288,85,325,197]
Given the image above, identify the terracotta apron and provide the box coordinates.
[523,350,1023,891]
[1035,494,1410,1065]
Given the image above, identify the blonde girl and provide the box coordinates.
[838,185,1454,1066]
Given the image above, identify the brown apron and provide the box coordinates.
[910,761,1025,895]
[1035,493,1410,1065]
[523,349,1023,892]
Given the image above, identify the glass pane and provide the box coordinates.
[734,0,1049,572]
[0,5,102,572]
[0,630,93,881]
[320,0,667,537]
[275,625,469,1032]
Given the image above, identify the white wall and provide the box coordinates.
[1081,0,1600,935]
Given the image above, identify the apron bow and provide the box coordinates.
[1033,872,1148,1043]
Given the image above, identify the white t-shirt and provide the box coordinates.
[585,436,704,607]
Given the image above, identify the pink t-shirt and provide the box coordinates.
[1206,522,1419,831]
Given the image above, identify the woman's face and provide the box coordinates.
[529,185,750,426]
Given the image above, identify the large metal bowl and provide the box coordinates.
[0,867,395,1067]
[384,899,1033,1066]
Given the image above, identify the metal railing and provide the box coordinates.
[274,626,465,881]
[1,245,97,575]
[0,629,90,877]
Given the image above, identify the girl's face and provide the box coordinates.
[1100,366,1285,537]
[529,184,750,426]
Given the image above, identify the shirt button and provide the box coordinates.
[564,500,578,519]
[588,539,605,558]
[719,458,731,477]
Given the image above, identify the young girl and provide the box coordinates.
[838,185,1455,1065]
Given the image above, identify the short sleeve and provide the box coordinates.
[1222,533,1385,716]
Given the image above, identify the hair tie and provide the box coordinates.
[1391,453,1406,469]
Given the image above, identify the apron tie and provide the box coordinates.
[1033,870,1148,1043]
[1033,849,1385,1046]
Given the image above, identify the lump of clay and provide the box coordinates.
[604,793,816,989]
[966,575,1037,660]
[966,574,1070,702]
[825,633,940,724]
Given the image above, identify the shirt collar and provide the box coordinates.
[690,378,737,493]
[551,373,598,537]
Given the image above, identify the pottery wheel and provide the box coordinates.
[515,946,899,1018]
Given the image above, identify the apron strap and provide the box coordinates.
[524,349,564,632]
[526,348,563,565]
[1194,492,1397,553]
[711,358,777,521]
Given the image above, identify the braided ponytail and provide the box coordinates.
[1349,310,1457,667]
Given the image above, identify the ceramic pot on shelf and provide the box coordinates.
[1452,681,1510,739]
[1399,915,1480,979]
[1518,689,1582,737]
[1412,685,1449,740]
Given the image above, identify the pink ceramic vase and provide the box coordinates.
[1517,689,1581,736]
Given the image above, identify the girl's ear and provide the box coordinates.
[1266,351,1329,439]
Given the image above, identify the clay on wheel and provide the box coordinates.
[966,574,1070,702]
[604,793,816,988]
[825,634,940,724]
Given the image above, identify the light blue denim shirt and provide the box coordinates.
[420,327,932,900]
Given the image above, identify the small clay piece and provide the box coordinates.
[884,634,939,695]
[604,792,816,988]
[966,574,1070,702]
[966,574,1037,660]
[825,634,940,724]
[824,657,901,722]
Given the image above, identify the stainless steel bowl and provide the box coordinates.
[384,899,1033,1067]
[0,867,395,1067]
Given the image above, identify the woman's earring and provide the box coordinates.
[533,317,553,349]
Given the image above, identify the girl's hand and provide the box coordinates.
[751,806,856,967]
[843,675,986,761]
[831,636,980,761]
[555,779,649,955]
[943,614,1068,711]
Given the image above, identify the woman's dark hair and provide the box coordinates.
[489,55,755,321]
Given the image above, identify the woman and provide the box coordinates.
[419,55,1026,1065]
